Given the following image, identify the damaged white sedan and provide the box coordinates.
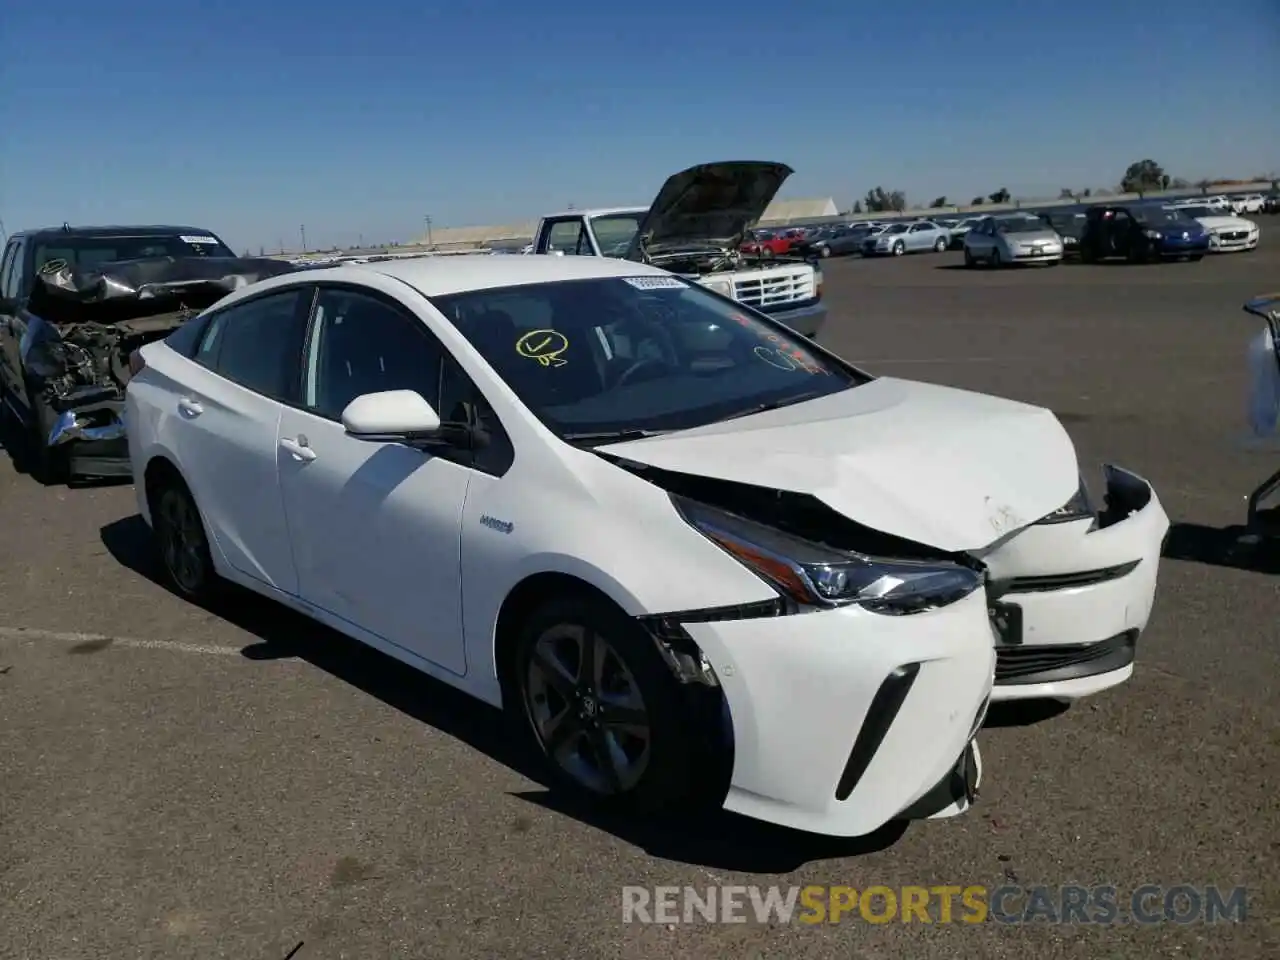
[125,255,1167,838]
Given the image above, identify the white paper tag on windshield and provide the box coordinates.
[621,275,685,290]
[180,235,219,245]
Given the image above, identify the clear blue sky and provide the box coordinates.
[2,0,1276,251]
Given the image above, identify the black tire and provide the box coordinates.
[148,474,222,603]
[512,592,704,815]
[990,247,1002,268]
[934,236,948,252]
[963,247,976,268]
[892,241,905,256]
[818,244,831,258]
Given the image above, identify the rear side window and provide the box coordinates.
[195,289,308,401]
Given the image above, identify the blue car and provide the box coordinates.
[1079,203,1210,263]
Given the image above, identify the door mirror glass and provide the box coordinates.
[342,389,442,440]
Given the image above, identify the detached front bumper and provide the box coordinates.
[977,465,1169,701]
[679,588,995,837]
[46,400,132,478]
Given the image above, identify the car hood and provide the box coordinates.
[1155,222,1204,236]
[625,161,794,259]
[596,377,1080,552]
[1194,215,1254,230]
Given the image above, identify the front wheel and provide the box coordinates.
[819,244,832,258]
[963,247,976,268]
[934,237,948,252]
[514,593,704,814]
[150,477,221,602]
[892,241,905,256]
[990,247,1002,268]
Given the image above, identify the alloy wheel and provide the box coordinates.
[523,622,651,795]
[157,487,208,595]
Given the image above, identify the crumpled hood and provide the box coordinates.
[597,378,1080,552]
[625,161,793,259]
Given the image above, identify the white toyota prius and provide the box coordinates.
[125,254,1168,837]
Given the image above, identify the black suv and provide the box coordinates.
[0,224,284,483]
[1078,204,1210,264]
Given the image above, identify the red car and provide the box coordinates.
[740,228,801,257]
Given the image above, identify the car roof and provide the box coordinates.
[11,224,222,241]
[323,252,674,297]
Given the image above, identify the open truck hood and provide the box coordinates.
[624,161,793,260]
[596,377,1080,552]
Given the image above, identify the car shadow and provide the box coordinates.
[99,513,912,871]
[1161,521,1280,574]
[983,700,1070,727]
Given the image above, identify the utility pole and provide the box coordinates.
[300,224,307,252]
[423,215,433,248]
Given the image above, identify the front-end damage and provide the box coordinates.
[22,256,295,461]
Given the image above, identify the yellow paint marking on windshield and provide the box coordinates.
[516,329,569,367]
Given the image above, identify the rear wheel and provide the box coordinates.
[513,593,704,814]
[934,236,948,252]
[149,475,221,602]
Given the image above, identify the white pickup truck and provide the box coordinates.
[528,161,827,339]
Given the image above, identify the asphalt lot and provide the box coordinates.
[3,241,1279,959]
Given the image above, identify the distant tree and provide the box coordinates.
[1159,174,1172,190]
[1081,187,1092,197]
[970,196,984,206]
[1120,159,1166,195]
[1058,188,1075,199]
[988,187,1011,204]
[930,195,947,208]
[851,200,864,213]
[1170,178,1190,189]
[863,187,907,212]
[1195,178,1210,195]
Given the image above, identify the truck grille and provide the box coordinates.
[732,269,815,308]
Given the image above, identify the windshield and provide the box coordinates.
[32,233,235,272]
[1177,206,1213,218]
[995,217,1046,234]
[1132,207,1185,225]
[589,214,643,257]
[431,277,865,439]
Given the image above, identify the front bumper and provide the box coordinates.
[977,465,1169,702]
[1208,233,1260,252]
[761,299,827,339]
[679,588,995,837]
[46,401,132,478]
[1156,237,1210,256]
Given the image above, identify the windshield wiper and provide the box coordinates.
[561,428,672,445]
[720,392,821,422]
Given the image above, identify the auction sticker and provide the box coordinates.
[622,276,685,290]
[180,235,220,245]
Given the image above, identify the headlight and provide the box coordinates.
[673,495,985,615]
[1035,475,1095,526]
[703,277,733,298]
[1145,230,1162,240]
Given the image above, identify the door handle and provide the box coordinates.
[178,397,203,417]
[279,436,317,462]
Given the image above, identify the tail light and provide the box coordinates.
[128,350,146,376]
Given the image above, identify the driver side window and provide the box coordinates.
[304,287,444,422]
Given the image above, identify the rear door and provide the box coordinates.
[167,286,312,594]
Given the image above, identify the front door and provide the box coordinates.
[277,284,470,676]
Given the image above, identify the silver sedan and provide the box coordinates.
[963,214,1064,267]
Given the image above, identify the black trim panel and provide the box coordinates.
[993,559,1140,596]
[995,630,1136,685]
[897,740,980,820]
[834,663,920,801]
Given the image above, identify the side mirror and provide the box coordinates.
[341,390,442,441]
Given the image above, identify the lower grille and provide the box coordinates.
[1221,231,1248,241]
[995,631,1136,684]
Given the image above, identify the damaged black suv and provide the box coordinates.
[0,224,294,483]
